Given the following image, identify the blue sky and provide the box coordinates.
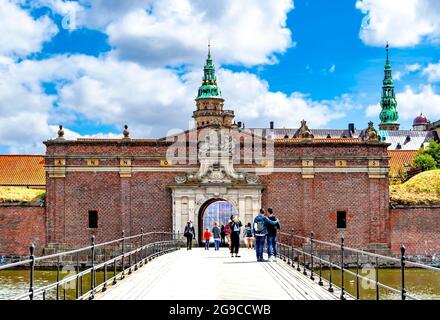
[1,0,440,154]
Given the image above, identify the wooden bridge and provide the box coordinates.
[2,230,433,300]
[95,247,340,300]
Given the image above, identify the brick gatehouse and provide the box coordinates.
[44,50,390,251]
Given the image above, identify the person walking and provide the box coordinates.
[212,223,221,251]
[184,221,196,250]
[229,215,242,257]
[220,225,226,246]
[253,209,280,262]
[224,221,232,249]
[244,222,254,249]
[203,228,211,250]
[265,208,280,262]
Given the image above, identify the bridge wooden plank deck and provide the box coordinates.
[95,248,341,300]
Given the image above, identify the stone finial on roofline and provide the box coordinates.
[57,125,65,140]
[123,125,130,140]
[364,121,380,142]
[297,120,313,139]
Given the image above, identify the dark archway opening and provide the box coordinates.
[198,199,238,245]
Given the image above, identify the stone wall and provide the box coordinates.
[390,205,440,256]
[0,205,46,256]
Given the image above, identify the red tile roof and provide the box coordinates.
[0,155,45,187]
[388,150,419,177]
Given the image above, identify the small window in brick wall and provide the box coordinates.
[89,211,98,229]
[336,211,347,229]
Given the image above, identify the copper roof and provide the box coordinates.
[0,155,45,187]
[413,113,430,126]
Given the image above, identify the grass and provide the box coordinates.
[0,187,46,205]
[390,170,440,205]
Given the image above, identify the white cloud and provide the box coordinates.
[0,53,350,153]
[29,0,82,15]
[0,58,53,149]
[0,55,113,153]
[69,0,153,28]
[394,63,422,81]
[356,0,440,47]
[106,0,294,67]
[56,56,192,136]
[397,85,440,120]
[0,0,294,153]
[406,63,422,72]
[393,71,402,81]
[423,61,440,82]
[329,64,336,73]
[211,69,346,128]
[365,104,381,118]
[29,0,294,67]
[0,0,58,58]
[365,85,440,121]
[54,57,346,134]
[0,1,356,154]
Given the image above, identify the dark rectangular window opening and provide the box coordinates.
[336,211,347,229]
[89,210,98,229]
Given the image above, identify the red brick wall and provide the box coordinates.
[0,206,46,256]
[46,171,174,248]
[260,173,390,247]
[44,139,390,250]
[390,206,440,255]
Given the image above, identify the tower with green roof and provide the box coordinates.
[193,44,235,128]
[379,43,400,131]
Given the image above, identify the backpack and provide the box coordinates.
[254,218,265,235]
[224,224,231,234]
[245,227,253,237]
[184,226,192,237]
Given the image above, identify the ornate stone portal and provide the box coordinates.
[169,128,264,239]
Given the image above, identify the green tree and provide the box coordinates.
[422,140,440,167]
[414,154,437,171]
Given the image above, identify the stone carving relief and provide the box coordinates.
[175,175,188,184]
[245,174,260,184]
[175,128,254,185]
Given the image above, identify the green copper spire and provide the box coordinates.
[379,43,399,130]
[196,43,222,100]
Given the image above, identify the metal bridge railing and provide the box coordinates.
[0,230,181,300]
[277,231,440,300]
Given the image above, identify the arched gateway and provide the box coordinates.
[198,199,238,244]
[169,128,264,245]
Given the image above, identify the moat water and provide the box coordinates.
[321,267,440,300]
[0,267,439,300]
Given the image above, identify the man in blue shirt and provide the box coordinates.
[253,209,280,262]
[266,208,280,262]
